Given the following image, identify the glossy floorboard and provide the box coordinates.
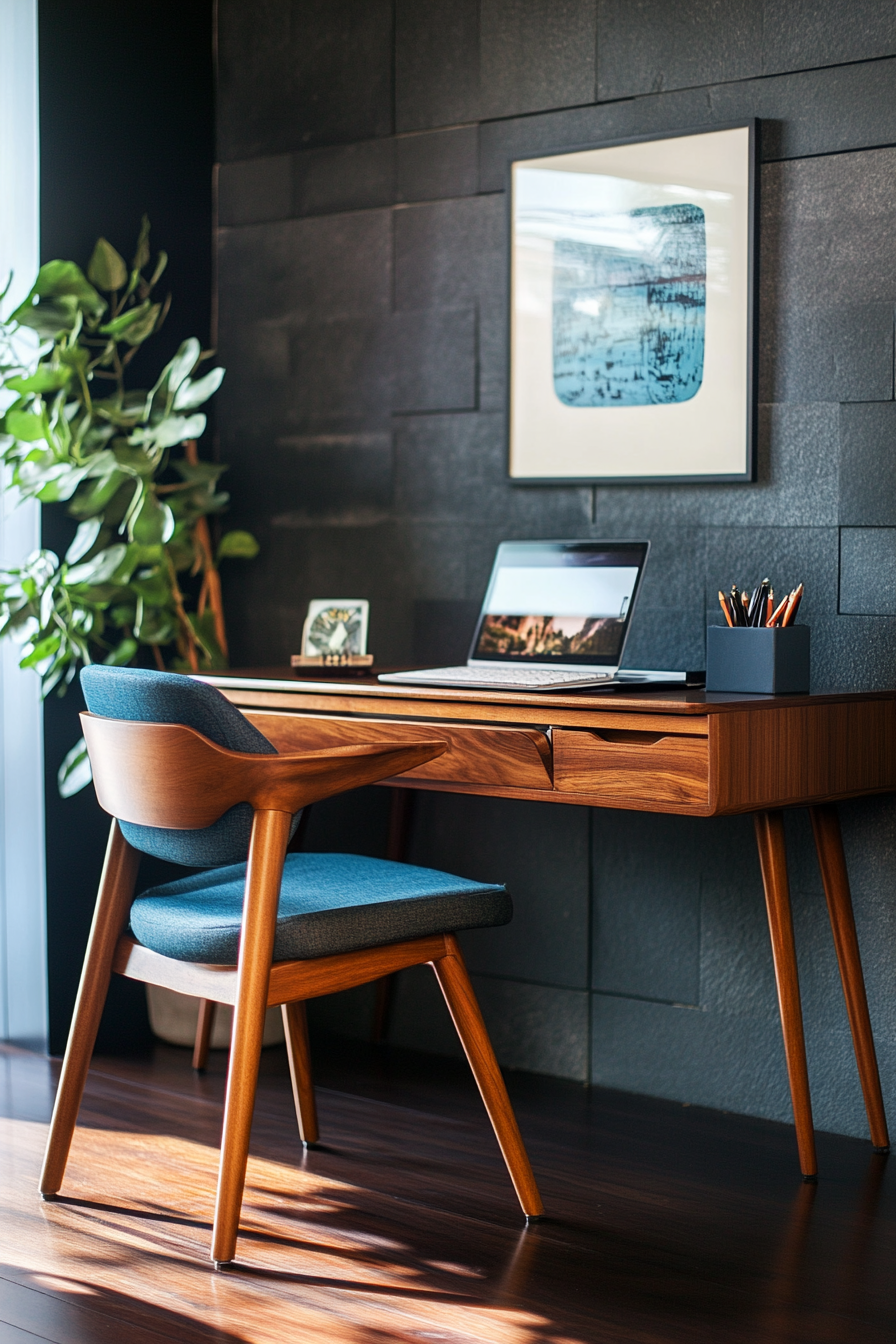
[0,1036,894,1343]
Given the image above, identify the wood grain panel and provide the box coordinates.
[712,700,896,813]
[552,728,709,807]
[245,710,554,789]
[112,933,451,1007]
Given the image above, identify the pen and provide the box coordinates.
[746,585,760,626]
[752,579,769,627]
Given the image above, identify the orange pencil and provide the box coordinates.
[718,590,734,627]
[767,593,789,627]
[781,583,804,628]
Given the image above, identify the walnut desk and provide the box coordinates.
[207,670,896,1178]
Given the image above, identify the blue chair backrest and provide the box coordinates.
[81,666,283,867]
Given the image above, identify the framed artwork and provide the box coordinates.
[508,122,757,483]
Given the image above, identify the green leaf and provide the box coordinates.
[133,216,151,272]
[173,365,225,410]
[9,295,81,339]
[134,606,176,644]
[120,303,161,347]
[172,458,227,484]
[112,442,158,476]
[103,637,138,667]
[65,518,104,565]
[6,365,73,395]
[217,529,260,561]
[10,261,105,329]
[23,462,93,504]
[58,736,92,798]
[87,238,128,292]
[68,468,128,519]
[165,338,201,396]
[130,494,175,545]
[99,299,157,341]
[2,409,46,442]
[148,250,168,288]
[131,412,206,451]
[20,633,61,670]
[129,570,172,606]
[64,543,128,586]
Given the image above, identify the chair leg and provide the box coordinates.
[754,810,817,1179]
[809,803,889,1151]
[432,935,544,1219]
[40,822,140,1197]
[212,809,291,1267]
[192,999,217,1072]
[371,787,415,1043]
[281,1000,319,1145]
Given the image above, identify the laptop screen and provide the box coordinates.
[469,540,648,666]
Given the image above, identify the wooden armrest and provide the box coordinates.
[80,711,446,828]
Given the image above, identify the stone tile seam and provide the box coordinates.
[601,51,896,107]
[216,194,505,232]
[470,971,591,994]
[592,988,704,1010]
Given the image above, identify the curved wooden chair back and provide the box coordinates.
[81,711,447,827]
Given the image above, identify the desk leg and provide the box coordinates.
[809,803,889,1152]
[754,810,817,1179]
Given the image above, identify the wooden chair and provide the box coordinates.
[39,668,543,1267]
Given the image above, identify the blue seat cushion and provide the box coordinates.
[80,665,298,867]
[130,852,511,964]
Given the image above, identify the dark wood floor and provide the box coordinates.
[0,1032,893,1343]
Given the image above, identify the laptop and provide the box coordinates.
[379,539,682,693]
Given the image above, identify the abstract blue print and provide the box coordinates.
[552,203,706,407]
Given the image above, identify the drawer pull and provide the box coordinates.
[592,729,668,745]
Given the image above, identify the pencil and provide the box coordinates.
[782,582,804,627]
[767,593,789,627]
[718,590,734,627]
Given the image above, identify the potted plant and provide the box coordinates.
[0,218,257,795]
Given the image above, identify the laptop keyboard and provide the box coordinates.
[386,665,612,687]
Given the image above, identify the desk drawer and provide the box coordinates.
[553,728,709,806]
[246,711,553,790]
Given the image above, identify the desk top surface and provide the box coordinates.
[205,668,896,718]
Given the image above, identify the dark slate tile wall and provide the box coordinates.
[215,0,896,1135]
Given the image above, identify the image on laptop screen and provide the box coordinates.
[470,541,648,666]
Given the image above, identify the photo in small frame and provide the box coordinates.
[301,600,369,658]
[508,122,757,483]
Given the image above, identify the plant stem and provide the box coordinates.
[183,439,229,660]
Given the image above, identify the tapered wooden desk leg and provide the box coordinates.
[432,935,544,1218]
[809,803,889,1151]
[754,810,817,1179]
[193,1000,217,1072]
[40,822,140,1197]
[282,1000,319,1145]
[212,810,290,1267]
[371,787,415,1043]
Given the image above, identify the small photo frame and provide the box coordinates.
[301,600,369,658]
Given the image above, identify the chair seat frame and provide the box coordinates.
[40,713,544,1266]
